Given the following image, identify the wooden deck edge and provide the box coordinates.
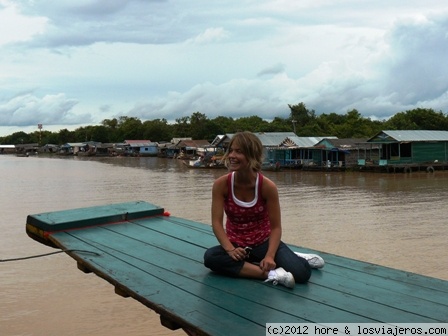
[26,200,164,231]
[25,201,167,246]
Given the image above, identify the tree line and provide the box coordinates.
[2,103,448,145]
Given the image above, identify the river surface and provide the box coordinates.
[1,155,447,336]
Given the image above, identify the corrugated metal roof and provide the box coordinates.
[370,130,448,142]
[289,136,338,148]
[175,139,211,148]
[220,132,338,148]
[210,135,225,146]
[129,143,157,147]
[254,132,297,146]
[124,140,152,146]
[315,138,368,149]
[65,142,87,147]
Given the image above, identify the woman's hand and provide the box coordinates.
[259,256,276,272]
[227,247,248,261]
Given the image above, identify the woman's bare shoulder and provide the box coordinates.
[213,173,229,187]
[261,174,276,187]
[212,173,230,196]
[260,174,279,196]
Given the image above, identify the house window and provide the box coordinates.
[400,143,411,157]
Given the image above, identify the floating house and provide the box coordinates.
[359,130,448,172]
[0,144,16,154]
[14,143,39,156]
[214,132,338,169]
[173,139,211,159]
[313,138,369,168]
[39,144,60,154]
[58,142,86,155]
[124,140,158,157]
[256,133,338,168]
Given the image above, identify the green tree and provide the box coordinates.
[142,119,173,142]
[385,108,448,130]
[84,125,111,143]
[234,116,269,132]
[288,102,316,130]
[58,129,75,144]
[189,112,210,140]
[268,117,292,133]
[173,116,191,138]
[210,116,235,133]
[384,112,417,130]
[336,109,366,138]
[4,131,31,144]
[101,118,119,129]
[116,116,143,140]
[40,130,60,145]
[101,118,120,141]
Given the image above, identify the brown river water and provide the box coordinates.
[1,155,447,335]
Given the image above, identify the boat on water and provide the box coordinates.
[183,152,226,169]
[261,161,282,172]
[183,158,226,169]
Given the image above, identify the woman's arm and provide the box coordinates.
[260,176,282,271]
[211,175,235,252]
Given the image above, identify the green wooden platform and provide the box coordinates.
[26,201,448,336]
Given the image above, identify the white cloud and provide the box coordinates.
[185,27,230,45]
[0,1,47,46]
[1,0,448,136]
[0,92,90,126]
[257,63,285,77]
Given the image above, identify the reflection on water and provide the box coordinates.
[1,155,447,335]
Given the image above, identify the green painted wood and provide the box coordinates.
[53,218,446,322]
[99,219,447,321]
[28,201,448,336]
[56,225,376,322]
[318,253,448,292]
[26,201,164,231]
[50,232,275,335]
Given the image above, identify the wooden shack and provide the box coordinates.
[359,130,448,172]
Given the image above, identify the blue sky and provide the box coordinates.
[1,0,448,136]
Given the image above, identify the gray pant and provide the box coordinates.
[203,240,311,283]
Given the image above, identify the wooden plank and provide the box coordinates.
[314,263,448,307]
[320,253,448,292]
[49,232,277,335]
[52,225,375,323]
[26,200,164,231]
[26,201,448,336]
[101,219,448,320]
[115,216,448,308]
[51,218,446,323]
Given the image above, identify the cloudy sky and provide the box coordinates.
[1,0,448,136]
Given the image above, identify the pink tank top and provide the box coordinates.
[224,172,271,246]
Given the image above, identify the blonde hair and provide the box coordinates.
[222,132,263,171]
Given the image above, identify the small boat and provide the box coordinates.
[261,161,282,172]
[16,153,30,157]
[183,153,226,169]
[182,159,225,169]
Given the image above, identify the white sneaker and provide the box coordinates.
[295,252,325,269]
[264,267,295,289]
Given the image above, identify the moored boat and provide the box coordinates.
[182,159,225,169]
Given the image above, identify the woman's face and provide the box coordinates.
[227,142,249,171]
